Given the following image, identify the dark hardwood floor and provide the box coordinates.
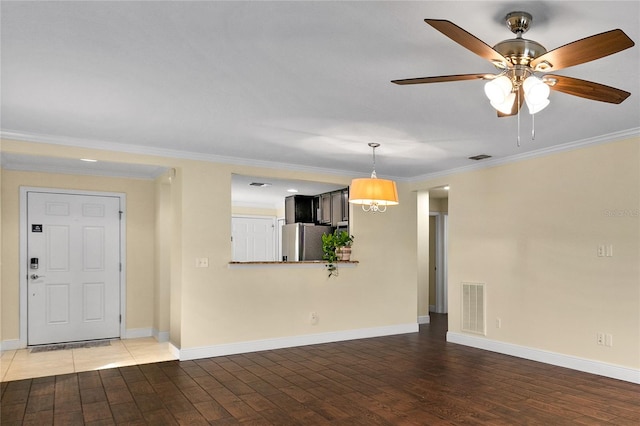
[2,314,639,425]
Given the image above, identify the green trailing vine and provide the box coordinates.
[321,230,354,277]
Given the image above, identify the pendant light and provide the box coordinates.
[349,143,399,212]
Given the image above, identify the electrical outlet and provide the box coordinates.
[597,245,606,257]
[596,332,605,345]
[196,257,209,268]
[309,311,319,325]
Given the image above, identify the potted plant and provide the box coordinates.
[334,230,354,261]
[322,230,354,277]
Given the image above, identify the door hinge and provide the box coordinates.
[119,211,123,220]
[119,315,122,323]
[119,263,122,272]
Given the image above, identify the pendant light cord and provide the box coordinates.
[369,142,379,179]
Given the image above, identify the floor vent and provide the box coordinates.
[461,282,486,335]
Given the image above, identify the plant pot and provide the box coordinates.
[336,246,351,261]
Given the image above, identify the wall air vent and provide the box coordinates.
[461,282,486,335]
[249,182,272,187]
[468,154,492,161]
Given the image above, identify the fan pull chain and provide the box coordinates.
[531,113,536,140]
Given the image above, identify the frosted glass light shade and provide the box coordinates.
[349,177,399,206]
[523,76,550,104]
[490,92,516,114]
[484,75,513,103]
[526,97,550,114]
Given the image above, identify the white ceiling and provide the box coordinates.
[1,1,639,182]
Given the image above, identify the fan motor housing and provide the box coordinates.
[493,38,547,66]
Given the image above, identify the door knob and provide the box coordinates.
[30,274,44,280]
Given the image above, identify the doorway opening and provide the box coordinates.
[428,186,449,315]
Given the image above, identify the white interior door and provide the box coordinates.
[27,191,121,345]
[232,216,275,261]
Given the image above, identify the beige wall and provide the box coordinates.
[429,197,448,213]
[4,137,637,372]
[0,168,157,341]
[1,139,418,351]
[414,137,640,369]
[154,171,173,338]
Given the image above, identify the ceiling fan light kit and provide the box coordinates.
[392,10,635,144]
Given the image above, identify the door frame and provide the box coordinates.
[19,187,127,348]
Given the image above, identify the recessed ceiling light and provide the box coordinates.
[443,186,450,190]
[287,189,299,193]
[80,158,98,162]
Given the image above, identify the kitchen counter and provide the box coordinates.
[228,260,358,269]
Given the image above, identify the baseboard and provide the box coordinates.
[124,328,153,339]
[418,315,430,324]
[1,339,23,351]
[152,329,170,343]
[168,342,180,358]
[2,330,163,349]
[447,332,640,384]
[179,323,419,361]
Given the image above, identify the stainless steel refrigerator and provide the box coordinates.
[281,223,332,261]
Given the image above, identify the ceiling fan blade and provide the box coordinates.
[425,19,511,68]
[497,86,525,117]
[530,29,635,72]
[545,75,631,104]
[392,73,489,85]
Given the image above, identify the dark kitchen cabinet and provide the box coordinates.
[331,191,342,226]
[341,188,349,221]
[315,188,350,226]
[285,195,314,224]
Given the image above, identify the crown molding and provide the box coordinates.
[2,128,637,183]
[410,128,640,183]
[0,129,361,179]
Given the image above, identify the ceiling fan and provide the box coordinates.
[392,12,635,117]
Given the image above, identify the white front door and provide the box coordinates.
[232,216,275,261]
[27,191,121,345]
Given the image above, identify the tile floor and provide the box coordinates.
[0,337,177,382]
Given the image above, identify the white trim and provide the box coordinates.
[418,315,430,324]
[447,331,640,384]
[3,128,637,183]
[1,340,23,351]
[124,328,153,339]
[19,187,127,347]
[1,130,360,180]
[428,305,436,313]
[169,342,181,358]
[412,128,640,182]
[179,323,419,361]
[153,330,170,343]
